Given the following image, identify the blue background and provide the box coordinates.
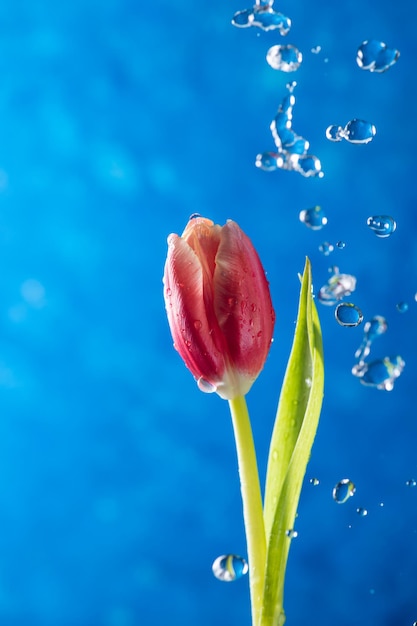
[0,0,416,624]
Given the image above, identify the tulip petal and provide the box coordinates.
[163,234,227,386]
[214,220,275,379]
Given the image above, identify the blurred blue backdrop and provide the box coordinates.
[0,0,416,624]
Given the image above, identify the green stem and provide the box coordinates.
[228,395,266,626]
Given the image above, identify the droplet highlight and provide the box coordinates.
[356,507,368,517]
[266,44,302,72]
[366,215,396,238]
[333,479,356,504]
[356,39,400,73]
[335,303,364,327]
[212,554,249,582]
[299,205,327,230]
[406,479,417,487]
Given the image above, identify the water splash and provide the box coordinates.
[356,39,400,73]
[232,3,291,34]
[318,267,356,306]
[355,315,387,362]
[326,119,376,144]
[256,82,324,178]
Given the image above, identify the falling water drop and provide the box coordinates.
[366,215,396,238]
[396,301,408,313]
[335,303,364,327]
[333,479,356,504]
[356,39,400,73]
[266,45,302,72]
[299,205,327,230]
[212,555,249,582]
[352,356,405,391]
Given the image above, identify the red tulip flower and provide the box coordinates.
[163,215,275,399]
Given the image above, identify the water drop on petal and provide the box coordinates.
[197,377,217,394]
[333,479,356,504]
[335,302,363,327]
[212,554,248,582]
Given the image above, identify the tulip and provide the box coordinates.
[163,215,275,399]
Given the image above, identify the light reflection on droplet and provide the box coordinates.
[212,554,248,582]
[333,479,356,504]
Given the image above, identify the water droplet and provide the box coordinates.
[189,212,201,220]
[212,554,248,582]
[197,377,217,394]
[255,151,281,171]
[336,240,346,249]
[335,302,364,327]
[406,479,417,487]
[285,529,298,539]
[366,215,396,238]
[318,268,357,306]
[356,39,400,73]
[326,120,376,144]
[311,45,322,54]
[318,241,334,256]
[333,479,356,504]
[354,315,388,361]
[309,477,320,486]
[260,83,324,178]
[396,301,408,313]
[352,356,405,391]
[266,45,302,72]
[344,119,376,144]
[356,507,368,516]
[232,6,291,34]
[299,205,327,230]
[193,320,202,330]
[325,125,344,142]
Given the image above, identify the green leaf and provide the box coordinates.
[260,257,324,626]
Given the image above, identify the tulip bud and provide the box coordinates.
[163,216,275,399]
